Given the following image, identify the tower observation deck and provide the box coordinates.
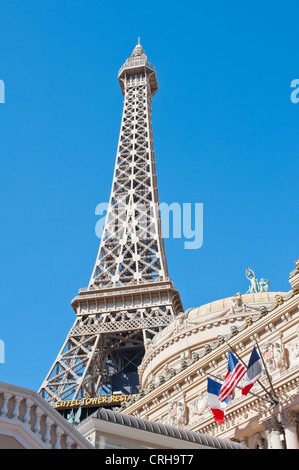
[39,42,183,404]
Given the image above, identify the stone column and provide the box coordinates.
[263,416,285,449]
[281,410,299,449]
[0,393,10,417]
[11,395,22,420]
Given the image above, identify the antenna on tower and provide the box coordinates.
[138,36,141,44]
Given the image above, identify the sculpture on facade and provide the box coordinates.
[167,398,188,427]
[246,268,270,294]
[175,312,189,332]
[230,292,247,315]
[290,325,299,364]
[260,278,270,292]
[262,341,288,373]
[67,407,82,426]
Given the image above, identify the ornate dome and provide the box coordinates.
[154,291,285,345]
[139,291,287,388]
[186,291,284,323]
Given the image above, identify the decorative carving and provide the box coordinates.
[289,325,299,365]
[217,335,225,345]
[229,292,267,319]
[230,293,244,315]
[231,326,239,335]
[262,341,288,373]
[275,295,284,306]
[180,349,191,361]
[188,393,209,424]
[158,375,166,385]
[167,397,188,427]
[180,360,188,370]
[161,363,170,375]
[145,338,153,352]
[192,351,200,361]
[175,312,189,332]
[260,305,268,315]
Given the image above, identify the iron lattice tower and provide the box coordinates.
[39,42,183,403]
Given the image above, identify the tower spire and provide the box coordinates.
[39,44,183,404]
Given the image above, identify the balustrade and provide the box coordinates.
[0,383,93,449]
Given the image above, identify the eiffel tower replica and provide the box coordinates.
[39,40,183,404]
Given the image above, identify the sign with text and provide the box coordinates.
[55,393,140,409]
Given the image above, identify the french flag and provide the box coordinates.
[207,377,230,424]
[242,346,263,396]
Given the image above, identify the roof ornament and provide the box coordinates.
[67,406,82,425]
[131,38,146,58]
[245,268,270,294]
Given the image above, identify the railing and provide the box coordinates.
[73,286,175,304]
[70,314,174,336]
[0,382,94,449]
[118,59,155,76]
[78,277,173,292]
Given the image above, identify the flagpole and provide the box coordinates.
[254,338,279,404]
[206,372,275,405]
[226,341,278,405]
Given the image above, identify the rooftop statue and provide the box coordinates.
[67,407,82,426]
[260,278,270,292]
[246,268,270,294]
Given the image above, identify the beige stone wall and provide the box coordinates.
[0,434,25,449]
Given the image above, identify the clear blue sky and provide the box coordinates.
[0,1,298,391]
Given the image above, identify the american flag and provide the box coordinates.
[218,350,246,402]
